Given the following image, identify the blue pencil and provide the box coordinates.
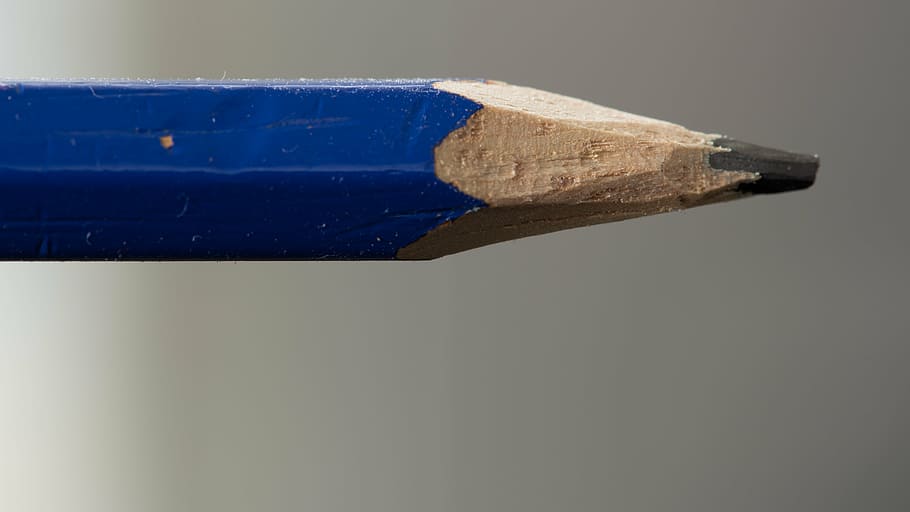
[0,79,817,260]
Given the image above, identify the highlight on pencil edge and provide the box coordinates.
[0,79,818,260]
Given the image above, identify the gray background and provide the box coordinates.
[0,0,907,511]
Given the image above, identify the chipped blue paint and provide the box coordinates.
[0,80,485,259]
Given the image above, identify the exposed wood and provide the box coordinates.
[433,80,757,206]
[399,81,760,259]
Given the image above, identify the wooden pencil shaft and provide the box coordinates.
[0,79,817,260]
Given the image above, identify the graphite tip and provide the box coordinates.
[710,137,819,194]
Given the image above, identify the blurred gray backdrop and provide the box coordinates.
[1,0,907,511]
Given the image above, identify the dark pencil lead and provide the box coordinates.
[710,137,819,194]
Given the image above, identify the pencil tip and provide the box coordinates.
[710,138,818,194]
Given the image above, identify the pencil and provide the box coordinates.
[0,79,818,260]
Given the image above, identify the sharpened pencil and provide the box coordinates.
[0,79,818,260]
